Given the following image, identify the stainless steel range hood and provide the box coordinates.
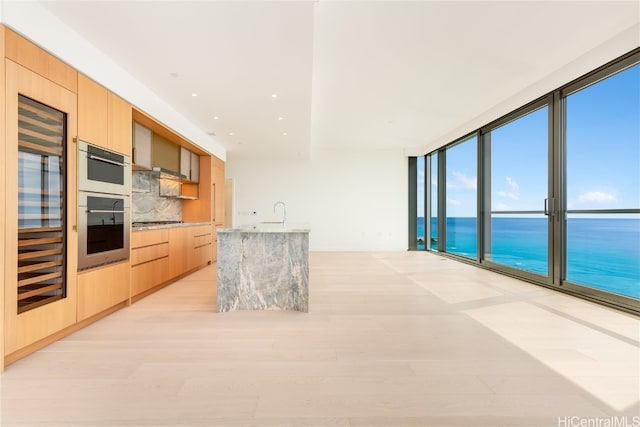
[152,167,187,181]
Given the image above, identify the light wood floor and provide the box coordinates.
[1,252,639,426]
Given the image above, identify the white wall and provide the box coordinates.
[225,148,408,251]
[0,1,226,160]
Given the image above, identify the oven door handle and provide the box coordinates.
[88,154,125,167]
[86,209,126,214]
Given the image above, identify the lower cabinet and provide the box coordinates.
[132,224,213,299]
[77,261,130,321]
[131,228,170,298]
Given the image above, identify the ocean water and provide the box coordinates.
[416,217,640,299]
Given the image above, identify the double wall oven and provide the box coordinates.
[78,141,131,271]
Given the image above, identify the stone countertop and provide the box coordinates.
[132,221,212,231]
[217,223,310,234]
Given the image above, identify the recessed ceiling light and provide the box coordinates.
[229,132,235,136]
[271,93,278,98]
[213,116,219,120]
[278,116,284,121]
[191,93,197,97]
[283,132,288,136]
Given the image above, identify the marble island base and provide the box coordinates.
[216,225,309,312]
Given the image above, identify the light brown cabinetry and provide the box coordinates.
[180,146,200,182]
[130,228,170,298]
[152,133,180,173]
[78,74,108,148]
[168,225,213,279]
[131,225,212,300]
[77,73,132,155]
[133,122,152,169]
[77,261,130,321]
[212,157,226,226]
[107,91,132,156]
[4,57,79,358]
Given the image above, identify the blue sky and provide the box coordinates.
[417,63,639,218]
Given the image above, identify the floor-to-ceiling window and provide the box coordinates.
[444,136,477,259]
[408,49,639,313]
[482,103,550,279]
[417,156,425,249]
[429,153,438,251]
[563,61,640,300]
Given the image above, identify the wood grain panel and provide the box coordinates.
[4,59,78,356]
[77,73,108,148]
[168,227,190,279]
[1,25,6,372]
[77,261,130,321]
[131,257,170,297]
[212,157,225,226]
[131,228,170,248]
[4,28,77,93]
[131,242,169,266]
[182,155,212,223]
[107,91,132,155]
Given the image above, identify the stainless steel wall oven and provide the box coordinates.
[77,141,131,271]
[78,140,130,195]
[78,192,130,271]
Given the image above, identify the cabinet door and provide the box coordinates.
[107,92,132,156]
[77,261,130,321]
[213,161,225,226]
[77,74,108,148]
[190,152,200,183]
[180,147,191,180]
[152,133,180,173]
[5,59,78,356]
[133,122,152,169]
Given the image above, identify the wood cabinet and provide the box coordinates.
[4,58,79,357]
[131,228,170,298]
[77,261,130,321]
[180,147,200,182]
[169,225,213,279]
[132,225,212,300]
[133,121,152,169]
[212,157,225,226]
[78,74,108,148]
[77,73,132,155]
[107,91,132,156]
[152,133,180,173]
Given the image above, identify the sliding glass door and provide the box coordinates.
[482,103,551,280]
[444,136,477,259]
[563,62,640,300]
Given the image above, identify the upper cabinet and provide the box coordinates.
[152,133,180,173]
[180,147,200,183]
[78,74,108,147]
[107,92,132,156]
[77,73,132,155]
[133,122,152,169]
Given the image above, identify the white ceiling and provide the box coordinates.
[37,1,639,160]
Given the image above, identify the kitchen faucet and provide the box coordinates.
[273,201,287,226]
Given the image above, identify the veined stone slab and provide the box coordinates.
[217,225,309,312]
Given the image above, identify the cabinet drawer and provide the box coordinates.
[132,228,169,248]
[131,257,169,296]
[77,261,130,321]
[193,233,211,249]
[131,242,169,266]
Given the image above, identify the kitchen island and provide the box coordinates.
[217,224,309,312]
